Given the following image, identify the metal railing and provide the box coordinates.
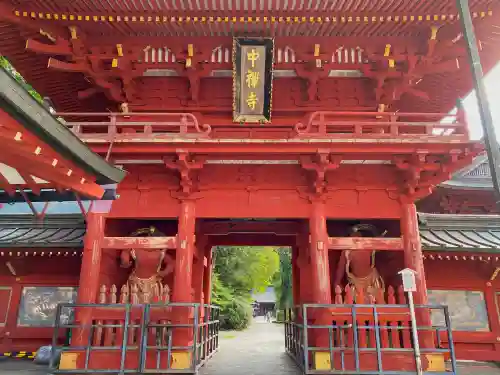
[55,111,469,142]
[285,303,457,375]
[49,302,219,375]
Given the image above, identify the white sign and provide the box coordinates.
[398,268,417,292]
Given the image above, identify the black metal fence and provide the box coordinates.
[285,303,457,375]
[49,302,220,374]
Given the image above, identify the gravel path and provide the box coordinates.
[200,319,301,375]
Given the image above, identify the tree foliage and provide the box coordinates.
[273,247,293,310]
[0,55,43,103]
[212,246,279,330]
[214,246,279,295]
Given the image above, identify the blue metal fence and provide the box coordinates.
[285,303,457,375]
[49,302,219,375]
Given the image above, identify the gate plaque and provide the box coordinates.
[232,37,274,123]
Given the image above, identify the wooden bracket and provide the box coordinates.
[300,151,342,197]
[164,151,206,196]
[294,63,329,101]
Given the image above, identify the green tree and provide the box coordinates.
[211,246,279,330]
[214,246,279,295]
[273,247,293,310]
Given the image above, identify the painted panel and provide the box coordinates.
[17,286,77,327]
[428,289,489,332]
[0,286,12,326]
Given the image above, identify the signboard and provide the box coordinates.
[398,268,417,292]
[17,286,77,327]
[233,38,274,123]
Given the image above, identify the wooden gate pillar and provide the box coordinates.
[400,202,433,347]
[203,243,214,307]
[173,199,196,303]
[309,200,332,370]
[309,200,332,305]
[73,213,106,346]
[171,199,196,369]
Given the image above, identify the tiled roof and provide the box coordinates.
[251,286,276,303]
[440,154,493,190]
[0,215,85,248]
[419,213,500,253]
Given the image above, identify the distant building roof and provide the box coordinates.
[251,286,276,304]
[440,154,493,191]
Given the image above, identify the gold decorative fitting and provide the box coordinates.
[187,44,194,57]
[116,44,123,57]
[112,58,119,68]
[39,29,56,42]
[69,26,77,40]
[430,26,439,40]
[12,9,495,25]
[314,44,320,57]
[384,44,391,57]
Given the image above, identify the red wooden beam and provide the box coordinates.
[102,236,177,249]
[208,234,296,246]
[47,58,88,73]
[200,220,300,235]
[328,237,404,251]
[0,148,103,199]
[26,38,72,56]
[87,141,480,157]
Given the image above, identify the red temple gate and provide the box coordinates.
[0,0,498,372]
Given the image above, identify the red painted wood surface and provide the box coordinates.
[424,257,500,361]
[102,236,177,249]
[0,109,105,198]
[328,237,403,251]
[0,254,80,352]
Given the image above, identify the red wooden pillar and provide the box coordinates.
[309,200,332,369]
[73,213,106,346]
[172,199,196,303]
[203,244,214,306]
[171,199,196,369]
[309,200,332,306]
[400,202,433,347]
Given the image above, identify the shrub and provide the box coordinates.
[220,298,252,331]
[275,309,285,322]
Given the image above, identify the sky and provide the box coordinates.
[462,62,500,140]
